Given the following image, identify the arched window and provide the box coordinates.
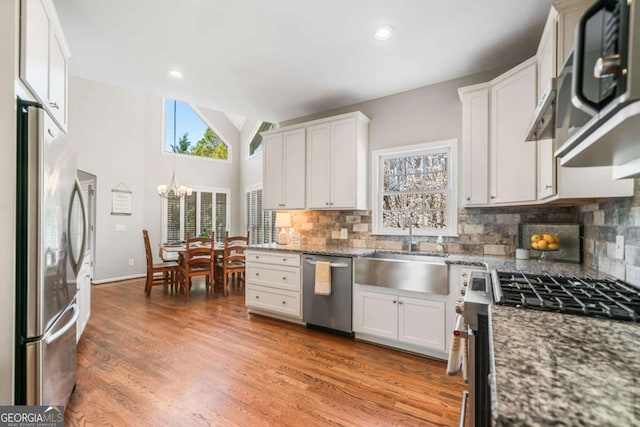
[164,99,229,161]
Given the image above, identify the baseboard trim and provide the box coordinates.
[92,273,145,285]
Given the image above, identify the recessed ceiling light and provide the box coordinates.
[374,26,394,41]
[167,69,184,79]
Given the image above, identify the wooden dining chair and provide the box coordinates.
[215,231,249,296]
[143,229,179,297]
[179,234,215,301]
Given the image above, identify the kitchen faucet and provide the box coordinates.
[402,215,416,252]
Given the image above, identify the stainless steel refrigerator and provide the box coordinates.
[15,100,87,406]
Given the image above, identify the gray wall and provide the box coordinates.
[67,76,242,282]
[0,0,18,405]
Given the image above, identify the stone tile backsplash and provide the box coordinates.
[288,179,640,284]
[287,206,577,257]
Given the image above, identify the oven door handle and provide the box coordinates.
[305,260,349,268]
[459,390,469,427]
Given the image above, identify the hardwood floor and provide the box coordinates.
[65,278,465,426]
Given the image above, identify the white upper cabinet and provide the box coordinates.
[20,0,70,131]
[460,85,490,206]
[459,58,537,207]
[490,58,538,205]
[262,111,369,210]
[263,128,306,210]
[307,113,369,209]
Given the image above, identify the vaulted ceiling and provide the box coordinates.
[53,0,552,122]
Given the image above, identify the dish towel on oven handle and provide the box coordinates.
[446,314,464,375]
[314,261,332,295]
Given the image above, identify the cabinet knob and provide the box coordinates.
[49,102,59,110]
[490,195,496,199]
[545,184,552,189]
[392,300,397,304]
[282,276,287,280]
[282,300,286,305]
[466,197,470,201]
[325,202,329,206]
[282,258,287,262]
[255,295,259,299]
[255,272,260,276]
[255,256,260,259]
[398,300,403,305]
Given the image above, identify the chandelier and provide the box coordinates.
[157,100,192,199]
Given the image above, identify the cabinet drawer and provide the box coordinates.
[246,250,300,267]
[246,265,300,291]
[246,285,301,318]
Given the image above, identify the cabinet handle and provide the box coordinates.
[255,272,260,276]
[49,102,59,110]
[392,300,397,304]
[282,300,286,305]
[325,202,329,206]
[545,184,552,189]
[398,300,403,305]
[282,258,287,262]
[490,195,496,199]
[282,277,287,280]
[255,295,259,299]
[466,197,470,201]
[255,256,260,259]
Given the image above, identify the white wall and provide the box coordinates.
[0,0,17,405]
[68,77,148,282]
[68,76,242,282]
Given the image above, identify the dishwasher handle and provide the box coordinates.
[305,259,349,268]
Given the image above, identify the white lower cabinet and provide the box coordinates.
[76,251,92,342]
[245,250,302,321]
[354,285,446,357]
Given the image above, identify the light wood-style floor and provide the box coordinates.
[65,278,465,426]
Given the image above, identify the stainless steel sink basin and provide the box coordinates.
[354,251,449,295]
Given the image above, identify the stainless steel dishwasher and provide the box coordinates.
[302,254,353,337]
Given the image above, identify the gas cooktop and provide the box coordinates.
[494,271,640,322]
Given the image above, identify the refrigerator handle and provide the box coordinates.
[67,178,87,276]
[44,303,78,345]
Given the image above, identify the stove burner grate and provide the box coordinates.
[495,271,640,322]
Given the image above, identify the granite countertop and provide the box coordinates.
[490,306,640,426]
[247,243,376,257]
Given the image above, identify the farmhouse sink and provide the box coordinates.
[354,251,449,295]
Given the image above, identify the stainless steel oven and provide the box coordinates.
[449,271,494,427]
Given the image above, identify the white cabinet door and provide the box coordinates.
[21,0,50,102]
[48,31,67,127]
[357,291,398,340]
[263,129,305,210]
[330,118,357,208]
[490,60,537,204]
[398,297,446,351]
[263,133,284,210]
[461,87,490,206]
[76,254,92,342]
[537,139,556,199]
[536,8,557,101]
[282,129,306,209]
[307,123,332,208]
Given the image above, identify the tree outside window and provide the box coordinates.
[164,99,229,161]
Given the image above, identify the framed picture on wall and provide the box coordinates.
[111,183,132,215]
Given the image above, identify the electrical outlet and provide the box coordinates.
[340,228,348,239]
[128,258,134,266]
[615,235,625,260]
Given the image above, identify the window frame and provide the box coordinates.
[371,139,459,237]
[161,98,232,163]
[247,121,277,159]
[160,186,232,243]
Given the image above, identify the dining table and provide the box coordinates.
[159,241,224,293]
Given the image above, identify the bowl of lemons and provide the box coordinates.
[531,233,560,251]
